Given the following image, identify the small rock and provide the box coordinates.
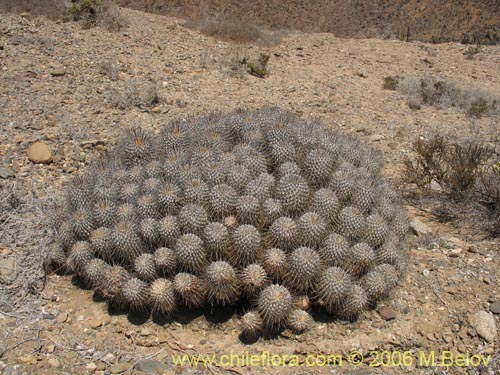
[103,353,116,364]
[489,301,500,314]
[27,142,52,164]
[370,134,384,142]
[377,306,396,321]
[408,100,422,110]
[0,257,17,283]
[89,318,102,329]
[422,269,430,277]
[47,358,61,368]
[109,363,131,374]
[470,311,497,343]
[151,106,161,113]
[0,167,15,179]
[56,312,68,323]
[50,70,66,77]
[135,359,169,375]
[410,219,432,236]
[47,344,55,353]
[86,362,97,371]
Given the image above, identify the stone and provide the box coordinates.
[86,363,97,371]
[50,70,66,77]
[0,257,17,283]
[410,219,432,236]
[370,134,384,142]
[56,312,68,323]
[489,301,500,314]
[377,306,396,321]
[89,318,102,329]
[0,168,14,179]
[47,358,61,368]
[135,359,169,375]
[469,311,497,343]
[27,142,52,164]
[109,363,131,374]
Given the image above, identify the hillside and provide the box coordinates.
[117,0,500,44]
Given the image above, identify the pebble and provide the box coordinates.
[85,363,97,371]
[469,311,497,343]
[489,301,500,314]
[0,167,15,179]
[422,269,430,277]
[377,306,396,321]
[89,318,102,329]
[410,219,432,236]
[56,312,68,323]
[0,257,17,283]
[108,363,131,374]
[103,353,116,364]
[50,70,66,77]
[135,359,169,375]
[27,142,52,164]
[47,358,61,368]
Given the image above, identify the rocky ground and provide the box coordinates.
[0,6,499,375]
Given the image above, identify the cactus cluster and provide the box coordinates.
[48,108,409,337]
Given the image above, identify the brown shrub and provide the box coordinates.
[0,0,67,19]
[404,134,493,197]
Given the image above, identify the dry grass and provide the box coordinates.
[395,76,500,117]
[184,15,283,46]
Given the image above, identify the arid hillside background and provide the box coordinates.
[116,0,500,44]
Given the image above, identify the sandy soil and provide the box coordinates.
[0,7,499,375]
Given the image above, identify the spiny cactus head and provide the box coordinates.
[261,247,287,280]
[336,206,366,241]
[203,222,230,260]
[100,266,130,303]
[297,212,327,247]
[119,127,155,166]
[149,278,177,314]
[276,173,310,215]
[268,217,297,250]
[303,148,334,186]
[134,253,157,281]
[257,284,293,329]
[231,224,261,266]
[122,277,150,311]
[154,247,176,276]
[205,261,240,306]
[157,216,180,247]
[344,243,376,277]
[67,241,93,274]
[240,310,264,337]
[286,247,321,292]
[337,284,369,321]
[236,195,261,225]
[173,272,206,308]
[175,233,207,273]
[316,267,352,313]
[139,218,159,244]
[209,184,237,218]
[311,188,339,224]
[178,203,208,235]
[240,264,268,296]
[83,258,110,289]
[278,162,301,178]
[288,309,313,333]
[360,270,388,303]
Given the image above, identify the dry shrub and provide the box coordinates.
[395,76,499,117]
[110,77,159,109]
[404,133,500,233]
[404,134,493,196]
[69,0,128,31]
[0,0,67,19]
[185,15,282,46]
